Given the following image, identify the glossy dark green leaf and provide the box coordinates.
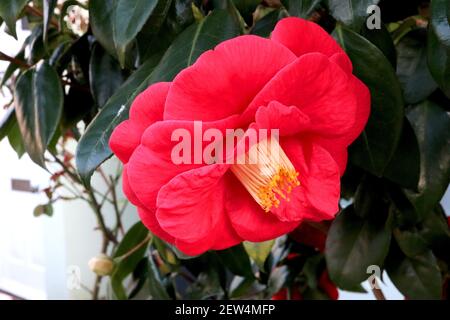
[217,244,254,278]
[113,0,160,67]
[232,0,260,25]
[251,8,287,37]
[136,0,174,63]
[334,25,404,176]
[360,23,396,68]
[427,21,450,98]
[152,236,178,266]
[111,221,150,300]
[14,61,63,167]
[0,108,16,142]
[0,0,29,39]
[243,240,274,271]
[383,117,420,190]
[185,265,224,299]
[302,254,323,289]
[1,49,25,86]
[429,0,450,48]
[89,0,116,57]
[136,0,194,63]
[353,176,390,219]
[147,245,171,299]
[89,43,125,108]
[76,54,162,185]
[421,205,450,261]
[283,0,321,18]
[327,0,379,31]
[7,120,25,158]
[267,265,289,296]
[397,31,437,104]
[405,101,450,218]
[385,242,441,299]
[229,276,265,298]
[43,0,57,43]
[76,9,240,184]
[325,205,391,291]
[393,228,428,258]
[28,25,46,65]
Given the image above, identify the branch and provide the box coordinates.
[115,233,152,262]
[25,5,59,28]
[109,175,125,236]
[0,51,30,69]
[372,278,386,300]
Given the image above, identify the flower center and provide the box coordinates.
[231,138,300,212]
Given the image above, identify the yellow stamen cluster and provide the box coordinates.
[231,138,300,212]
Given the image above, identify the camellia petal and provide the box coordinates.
[280,138,340,221]
[271,17,344,58]
[137,207,175,244]
[109,82,170,163]
[243,53,358,137]
[226,173,300,242]
[254,101,311,136]
[127,115,240,211]
[156,164,230,242]
[164,35,296,122]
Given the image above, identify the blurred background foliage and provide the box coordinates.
[0,0,449,300]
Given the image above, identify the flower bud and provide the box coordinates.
[88,254,114,276]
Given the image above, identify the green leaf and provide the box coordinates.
[113,0,161,67]
[33,203,53,217]
[1,49,25,86]
[360,23,397,68]
[111,221,150,300]
[325,205,391,291]
[89,0,116,57]
[232,0,260,25]
[7,120,25,158]
[353,176,390,219]
[267,265,289,296]
[429,0,450,48]
[229,276,265,298]
[76,54,162,185]
[427,20,450,98]
[152,236,178,266]
[405,101,450,218]
[383,117,420,190]
[14,61,63,167]
[27,25,46,65]
[302,254,323,289]
[421,205,450,261]
[76,9,241,184]
[43,0,57,43]
[393,228,428,258]
[334,25,404,176]
[89,43,125,108]
[385,242,442,299]
[217,244,254,278]
[251,8,287,38]
[0,0,29,39]
[326,0,379,31]
[136,0,175,63]
[397,31,438,104]
[243,240,274,271]
[185,262,225,299]
[0,108,16,142]
[147,245,171,299]
[283,0,322,18]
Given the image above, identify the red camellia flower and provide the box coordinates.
[109,17,370,256]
